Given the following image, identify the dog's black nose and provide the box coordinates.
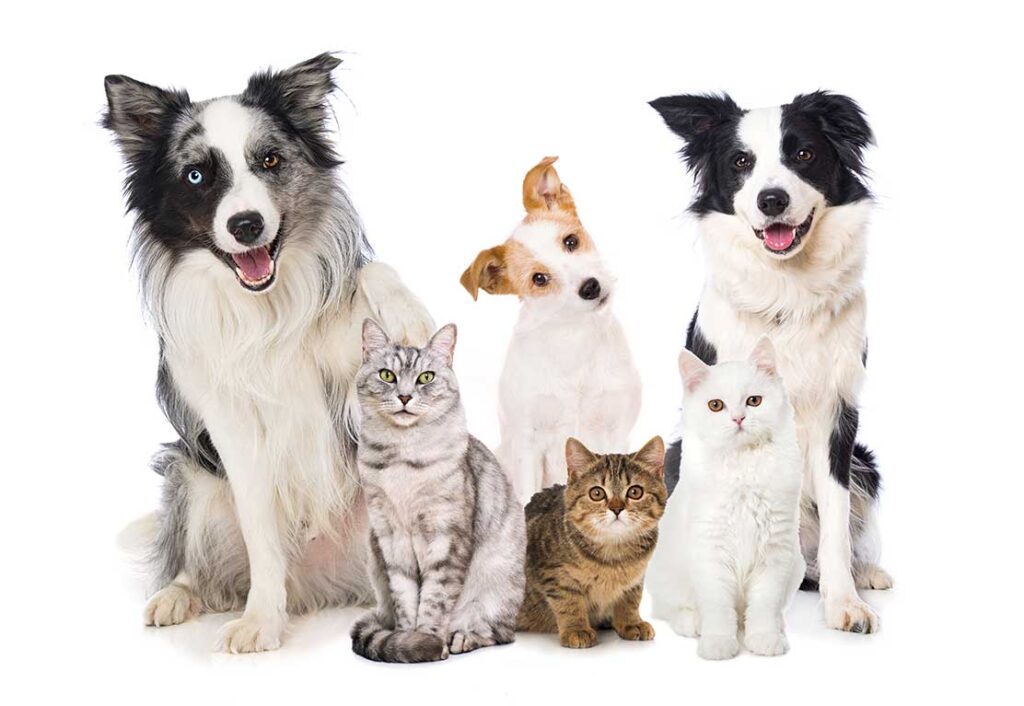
[579,278,601,301]
[228,211,265,244]
[757,189,790,217]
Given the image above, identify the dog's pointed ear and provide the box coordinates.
[460,245,514,300]
[362,318,391,361]
[787,91,874,176]
[678,348,712,393]
[632,436,665,478]
[427,324,458,365]
[649,93,743,172]
[242,53,343,168]
[565,437,598,482]
[522,156,577,217]
[103,75,189,159]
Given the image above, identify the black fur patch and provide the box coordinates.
[828,400,860,488]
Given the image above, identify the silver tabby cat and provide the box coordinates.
[351,319,527,662]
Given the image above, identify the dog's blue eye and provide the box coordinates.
[186,169,203,185]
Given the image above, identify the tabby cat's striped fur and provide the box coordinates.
[351,320,526,662]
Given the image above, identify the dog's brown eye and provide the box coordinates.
[747,395,762,407]
[626,485,644,500]
[708,399,724,412]
[262,153,280,169]
[563,234,579,252]
[733,153,753,170]
[796,148,814,162]
[589,487,606,501]
[532,272,550,287]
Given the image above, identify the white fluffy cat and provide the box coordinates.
[647,337,805,660]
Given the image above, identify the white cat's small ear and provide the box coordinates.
[565,437,597,481]
[678,348,711,393]
[632,436,665,478]
[749,336,778,377]
[362,318,390,362]
[427,323,458,365]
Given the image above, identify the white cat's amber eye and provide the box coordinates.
[379,369,396,383]
[588,487,606,501]
[708,399,724,412]
[626,485,644,500]
[417,371,435,384]
[746,395,762,407]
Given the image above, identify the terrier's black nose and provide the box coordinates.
[398,394,412,405]
[757,189,790,217]
[228,211,265,244]
[578,278,601,301]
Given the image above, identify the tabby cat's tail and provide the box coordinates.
[350,613,448,663]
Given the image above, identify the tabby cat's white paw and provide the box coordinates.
[698,634,739,660]
[744,631,789,656]
[144,583,199,627]
[217,614,285,654]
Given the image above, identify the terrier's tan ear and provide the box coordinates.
[632,436,666,479]
[565,437,598,481]
[523,156,577,216]
[460,246,514,300]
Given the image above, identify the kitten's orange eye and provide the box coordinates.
[588,487,606,501]
[747,395,762,407]
[708,399,724,412]
[626,485,644,500]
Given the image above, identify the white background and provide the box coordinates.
[2,1,1021,703]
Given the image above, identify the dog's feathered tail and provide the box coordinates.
[350,613,448,663]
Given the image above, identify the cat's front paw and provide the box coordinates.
[615,621,655,641]
[449,631,497,654]
[824,595,878,634]
[698,634,739,660]
[669,608,699,638]
[559,627,597,649]
[217,613,285,654]
[744,631,789,656]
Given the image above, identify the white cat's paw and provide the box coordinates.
[855,565,894,590]
[217,613,285,654]
[669,608,699,638]
[824,595,878,634]
[698,634,739,660]
[144,584,199,627]
[744,631,789,656]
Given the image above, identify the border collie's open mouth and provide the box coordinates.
[754,209,815,256]
[220,235,282,292]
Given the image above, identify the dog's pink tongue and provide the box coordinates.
[764,224,796,251]
[231,246,272,281]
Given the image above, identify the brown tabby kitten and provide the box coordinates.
[516,436,667,648]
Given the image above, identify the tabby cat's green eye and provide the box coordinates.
[379,369,396,383]
[417,371,435,385]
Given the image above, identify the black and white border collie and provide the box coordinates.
[651,91,892,633]
[105,54,433,652]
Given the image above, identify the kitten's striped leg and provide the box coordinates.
[545,585,597,649]
[612,584,655,641]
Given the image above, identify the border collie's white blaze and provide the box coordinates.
[105,54,433,652]
[651,91,891,634]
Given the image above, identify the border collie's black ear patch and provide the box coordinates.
[648,93,744,174]
[241,53,343,169]
[103,75,189,158]
[787,91,874,175]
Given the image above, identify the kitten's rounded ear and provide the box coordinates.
[749,336,778,377]
[678,348,711,393]
[362,318,390,362]
[565,437,597,481]
[428,323,457,365]
[632,436,665,478]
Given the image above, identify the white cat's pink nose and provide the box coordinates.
[732,416,745,427]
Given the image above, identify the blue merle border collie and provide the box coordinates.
[104,54,433,653]
[650,91,893,633]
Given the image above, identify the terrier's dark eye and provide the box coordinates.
[733,153,753,170]
[563,234,579,252]
[796,148,814,162]
[532,272,550,287]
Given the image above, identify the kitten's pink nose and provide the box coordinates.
[398,394,412,405]
[732,416,745,427]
